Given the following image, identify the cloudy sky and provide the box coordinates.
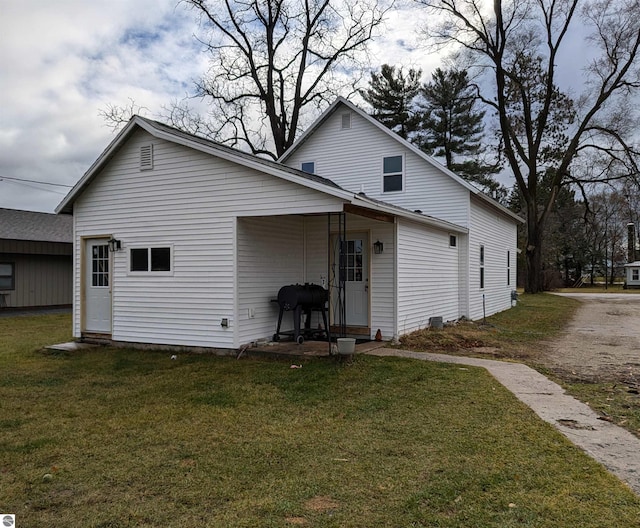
[0,0,602,213]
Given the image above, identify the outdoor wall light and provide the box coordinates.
[373,240,384,254]
[108,237,122,252]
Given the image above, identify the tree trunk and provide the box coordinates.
[524,214,544,293]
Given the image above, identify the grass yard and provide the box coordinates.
[399,293,640,440]
[1,313,639,527]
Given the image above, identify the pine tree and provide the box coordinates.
[359,64,422,139]
[418,68,500,192]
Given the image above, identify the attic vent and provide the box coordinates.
[341,112,352,130]
[140,143,153,171]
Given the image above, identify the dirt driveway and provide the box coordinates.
[544,293,640,385]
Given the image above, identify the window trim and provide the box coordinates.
[0,262,15,291]
[128,245,174,276]
[382,154,404,193]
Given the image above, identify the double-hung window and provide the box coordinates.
[480,245,485,289]
[383,155,403,193]
[507,250,511,286]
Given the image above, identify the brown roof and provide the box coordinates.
[0,208,72,243]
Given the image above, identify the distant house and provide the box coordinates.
[55,98,521,351]
[624,262,640,289]
[0,208,73,309]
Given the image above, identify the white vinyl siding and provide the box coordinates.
[283,106,471,227]
[468,196,518,320]
[237,216,304,344]
[72,129,346,348]
[397,219,459,336]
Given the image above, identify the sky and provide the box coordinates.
[0,0,602,213]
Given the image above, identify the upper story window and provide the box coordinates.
[130,247,172,273]
[383,155,403,192]
[301,161,315,174]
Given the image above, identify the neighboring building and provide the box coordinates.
[56,100,521,350]
[0,208,73,309]
[624,262,640,289]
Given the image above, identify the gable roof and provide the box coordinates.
[280,97,523,224]
[55,116,467,235]
[0,207,72,243]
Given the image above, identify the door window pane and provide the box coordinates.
[92,244,109,287]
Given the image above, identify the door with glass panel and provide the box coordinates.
[84,238,112,333]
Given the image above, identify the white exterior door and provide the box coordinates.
[343,233,369,327]
[84,238,112,333]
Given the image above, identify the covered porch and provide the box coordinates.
[235,205,397,350]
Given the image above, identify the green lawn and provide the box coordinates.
[1,313,639,527]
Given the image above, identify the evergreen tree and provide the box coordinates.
[359,64,422,139]
[418,68,501,192]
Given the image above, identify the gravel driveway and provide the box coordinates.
[544,293,640,385]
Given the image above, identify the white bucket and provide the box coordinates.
[336,337,356,355]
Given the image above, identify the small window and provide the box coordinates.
[480,245,485,289]
[301,162,315,174]
[341,113,351,129]
[449,235,457,248]
[383,155,403,192]
[507,250,511,286]
[0,263,15,290]
[633,269,639,281]
[130,247,172,273]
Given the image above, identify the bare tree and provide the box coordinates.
[415,0,640,293]
[172,0,391,159]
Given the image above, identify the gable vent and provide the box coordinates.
[140,143,154,170]
[341,112,352,130]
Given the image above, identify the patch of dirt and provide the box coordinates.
[285,517,308,525]
[542,294,640,386]
[304,495,339,512]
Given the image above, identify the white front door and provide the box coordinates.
[84,238,112,333]
[343,233,369,327]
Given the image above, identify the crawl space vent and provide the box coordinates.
[140,144,153,170]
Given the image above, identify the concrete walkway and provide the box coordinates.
[367,348,640,495]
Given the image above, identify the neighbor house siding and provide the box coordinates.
[283,107,471,227]
[0,252,72,308]
[396,219,459,336]
[72,129,346,348]
[468,197,518,320]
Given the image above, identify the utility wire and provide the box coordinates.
[0,175,72,188]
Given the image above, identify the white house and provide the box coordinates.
[56,101,521,351]
[625,262,640,289]
[281,97,522,323]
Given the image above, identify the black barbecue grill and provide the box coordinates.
[273,283,328,344]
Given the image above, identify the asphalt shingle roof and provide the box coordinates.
[0,208,72,243]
